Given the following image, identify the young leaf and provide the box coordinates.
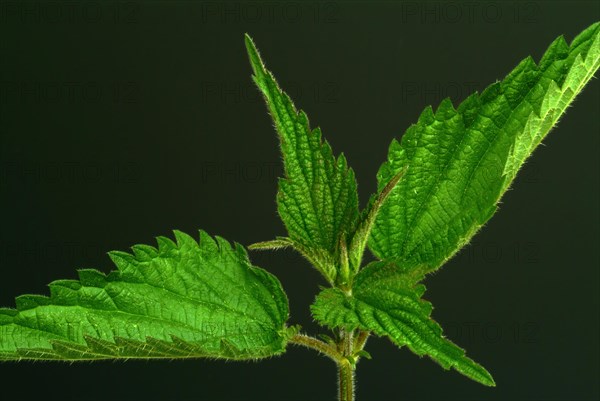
[311,261,495,386]
[0,230,291,361]
[245,34,359,285]
[348,167,407,274]
[369,22,600,274]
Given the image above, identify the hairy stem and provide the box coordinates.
[354,330,370,353]
[338,359,355,401]
[338,329,355,401]
[290,333,343,362]
[291,331,359,400]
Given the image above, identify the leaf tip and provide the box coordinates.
[244,32,265,79]
[475,367,496,387]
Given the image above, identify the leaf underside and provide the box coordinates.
[0,230,290,361]
[245,34,359,284]
[311,262,495,386]
[369,22,600,274]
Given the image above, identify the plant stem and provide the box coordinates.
[354,330,370,352]
[338,359,355,401]
[338,329,355,401]
[290,331,360,401]
[289,333,343,362]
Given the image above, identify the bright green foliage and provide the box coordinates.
[311,262,495,386]
[369,22,600,274]
[2,23,599,397]
[245,34,360,286]
[347,168,407,276]
[0,230,291,361]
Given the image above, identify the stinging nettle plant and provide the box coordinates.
[1,22,599,401]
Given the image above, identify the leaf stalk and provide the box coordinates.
[289,333,343,362]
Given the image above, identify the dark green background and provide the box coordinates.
[1,1,598,400]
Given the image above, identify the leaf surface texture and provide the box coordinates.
[0,231,290,360]
[245,35,359,283]
[369,23,600,274]
[311,262,494,386]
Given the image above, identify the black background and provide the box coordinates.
[0,1,598,400]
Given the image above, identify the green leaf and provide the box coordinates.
[0,230,291,361]
[348,167,407,274]
[245,34,360,285]
[311,261,495,386]
[369,22,600,274]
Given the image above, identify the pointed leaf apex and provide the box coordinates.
[247,29,360,284]
[244,33,266,80]
[369,22,600,272]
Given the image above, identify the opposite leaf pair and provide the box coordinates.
[1,22,599,397]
